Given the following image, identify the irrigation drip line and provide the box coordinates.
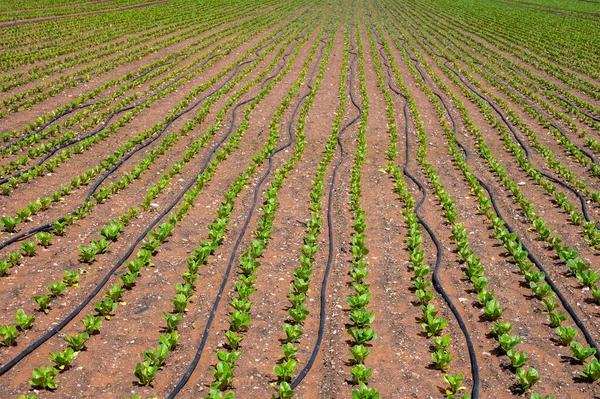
[168,22,331,399]
[425,39,600,227]
[1,103,94,152]
[0,22,305,377]
[0,23,299,251]
[447,40,600,166]
[409,33,600,359]
[128,54,183,83]
[0,44,232,188]
[370,23,480,398]
[552,94,600,124]
[290,20,363,391]
[1,8,309,186]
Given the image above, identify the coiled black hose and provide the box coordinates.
[371,26,480,399]
[409,33,600,359]
[290,20,363,390]
[0,22,301,251]
[168,22,331,399]
[0,22,306,377]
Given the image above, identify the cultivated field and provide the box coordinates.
[0,0,599,398]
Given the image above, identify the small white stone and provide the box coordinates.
[150,203,159,208]
[458,297,468,303]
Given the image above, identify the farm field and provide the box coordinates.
[0,0,599,398]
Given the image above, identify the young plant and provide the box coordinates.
[94,299,116,319]
[350,344,370,364]
[34,294,53,313]
[78,245,97,263]
[134,361,158,386]
[172,293,190,313]
[272,382,294,399]
[143,344,169,368]
[506,350,529,369]
[159,331,180,351]
[7,250,23,266]
[163,312,182,332]
[14,309,35,330]
[49,347,78,370]
[63,270,80,287]
[547,311,568,328]
[580,358,600,382]
[29,366,58,390]
[352,382,380,399]
[210,361,234,390]
[274,358,297,382]
[483,299,503,321]
[21,241,36,257]
[570,341,596,363]
[555,326,577,345]
[422,314,447,337]
[229,310,251,332]
[432,349,454,371]
[81,314,102,334]
[443,373,466,395]
[63,332,89,351]
[35,232,53,247]
[47,281,67,297]
[347,327,377,345]
[0,260,9,276]
[499,334,523,353]
[0,324,19,346]
[515,367,539,392]
[350,364,373,384]
[225,330,243,350]
[1,216,18,232]
[104,284,125,302]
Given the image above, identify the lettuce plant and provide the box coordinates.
[0,324,19,346]
[570,341,596,363]
[14,309,35,330]
[63,332,89,351]
[81,314,102,334]
[515,367,539,392]
[134,361,158,386]
[581,358,600,381]
[350,364,372,384]
[49,347,78,370]
[443,373,466,395]
[555,326,577,345]
[29,366,58,390]
[274,358,296,382]
[34,294,53,313]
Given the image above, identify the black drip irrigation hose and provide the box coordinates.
[552,94,600,124]
[128,54,183,83]
[290,21,363,391]
[485,53,600,125]
[0,47,229,187]
[0,23,306,377]
[1,103,94,152]
[447,41,600,166]
[420,38,600,229]
[406,34,600,360]
[0,25,298,251]
[1,10,308,187]
[371,26,480,399]
[167,23,332,399]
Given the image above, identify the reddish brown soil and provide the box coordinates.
[1,1,600,398]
